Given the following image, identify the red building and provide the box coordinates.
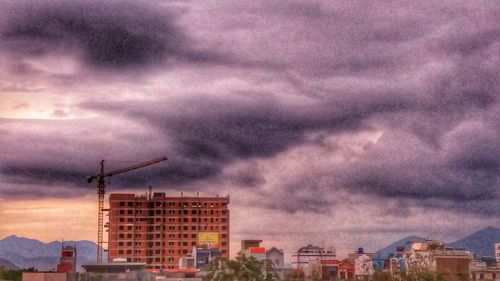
[338,259,354,280]
[56,245,76,272]
[108,192,230,270]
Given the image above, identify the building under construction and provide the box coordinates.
[108,192,230,270]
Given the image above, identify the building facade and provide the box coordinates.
[240,240,266,261]
[22,272,76,281]
[57,245,77,272]
[471,266,500,281]
[108,192,230,270]
[302,259,354,281]
[266,247,285,268]
[353,253,374,279]
[292,244,336,269]
[404,240,471,281]
[496,243,500,263]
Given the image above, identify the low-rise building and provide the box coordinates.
[471,254,500,281]
[179,256,196,269]
[22,272,76,281]
[22,244,78,281]
[383,256,403,278]
[352,248,374,280]
[404,239,472,281]
[471,266,500,280]
[241,239,263,251]
[292,244,336,269]
[338,259,355,280]
[240,239,266,261]
[266,247,284,268]
[80,261,151,281]
[193,247,222,269]
[302,258,355,281]
[496,243,500,264]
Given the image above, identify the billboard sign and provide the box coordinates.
[249,247,266,254]
[197,232,219,248]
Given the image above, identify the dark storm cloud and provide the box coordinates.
[78,89,420,185]
[2,164,88,186]
[306,119,500,215]
[1,0,499,218]
[1,88,406,195]
[0,0,224,70]
[276,197,331,214]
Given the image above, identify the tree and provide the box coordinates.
[372,270,395,281]
[205,257,236,281]
[263,259,279,281]
[283,269,304,281]
[310,266,322,281]
[371,269,446,281]
[0,269,22,281]
[206,254,278,281]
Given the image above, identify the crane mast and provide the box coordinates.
[87,157,167,264]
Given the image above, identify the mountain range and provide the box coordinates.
[1,226,499,271]
[448,226,500,258]
[0,257,19,270]
[0,235,105,271]
[373,226,500,264]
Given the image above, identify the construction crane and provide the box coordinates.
[87,157,168,264]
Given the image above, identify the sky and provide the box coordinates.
[0,0,499,261]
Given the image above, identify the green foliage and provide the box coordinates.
[402,271,444,281]
[0,269,22,281]
[283,269,304,281]
[311,267,322,281]
[205,254,278,281]
[372,271,394,281]
[372,269,447,281]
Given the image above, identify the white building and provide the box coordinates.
[179,256,196,269]
[403,240,472,281]
[470,266,500,281]
[495,243,500,263]
[352,249,374,280]
[266,247,285,268]
[240,239,267,261]
[291,244,336,269]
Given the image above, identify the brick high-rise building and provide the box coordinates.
[108,192,230,270]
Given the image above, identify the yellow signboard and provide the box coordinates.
[198,232,219,246]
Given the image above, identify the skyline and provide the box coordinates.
[1,0,499,260]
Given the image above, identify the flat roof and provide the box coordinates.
[83,263,146,266]
[109,193,229,200]
[82,263,147,273]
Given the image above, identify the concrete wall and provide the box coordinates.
[471,271,500,281]
[22,272,71,281]
[156,277,203,281]
[435,257,470,281]
[267,249,284,268]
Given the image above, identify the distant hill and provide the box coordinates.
[0,235,105,271]
[0,257,19,270]
[373,226,500,267]
[448,226,500,258]
[373,236,426,268]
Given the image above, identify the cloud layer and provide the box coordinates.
[0,0,499,248]
[0,0,231,72]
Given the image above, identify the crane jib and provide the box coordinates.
[86,156,168,264]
